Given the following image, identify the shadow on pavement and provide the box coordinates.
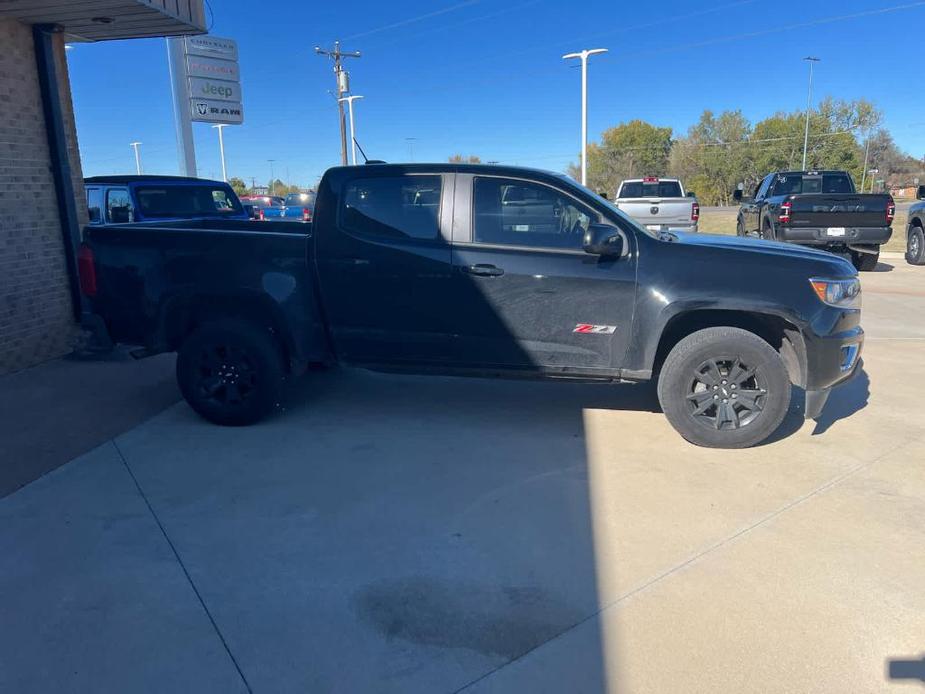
[870,262,894,273]
[811,363,870,435]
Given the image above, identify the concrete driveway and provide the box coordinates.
[2,261,924,693]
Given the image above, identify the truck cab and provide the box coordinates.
[84,175,248,225]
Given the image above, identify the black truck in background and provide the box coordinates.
[78,164,864,449]
[734,170,893,271]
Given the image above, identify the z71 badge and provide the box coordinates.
[573,324,617,334]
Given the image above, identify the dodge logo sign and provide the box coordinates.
[650,206,659,215]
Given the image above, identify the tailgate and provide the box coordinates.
[615,198,693,225]
[788,194,891,228]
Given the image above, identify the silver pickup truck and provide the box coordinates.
[613,177,699,232]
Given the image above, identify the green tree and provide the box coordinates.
[228,177,247,197]
[569,120,672,195]
[670,110,753,205]
[449,154,482,163]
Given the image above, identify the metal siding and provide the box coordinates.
[0,0,205,39]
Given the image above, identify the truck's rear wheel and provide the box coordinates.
[176,318,283,426]
[657,327,790,449]
[851,249,879,272]
[907,226,925,265]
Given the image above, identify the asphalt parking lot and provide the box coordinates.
[2,259,924,693]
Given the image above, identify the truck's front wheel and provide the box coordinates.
[176,319,283,426]
[657,327,790,448]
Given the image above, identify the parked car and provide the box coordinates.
[734,170,893,271]
[282,191,316,222]
[240,195,285,221]
[85,175,248,225]
[613,177,699,232]
[77,163,863,449]
[903,185,925,265]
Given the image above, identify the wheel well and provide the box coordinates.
[162,294,293,371]
[909,216,923,236]
[652,310,807,387]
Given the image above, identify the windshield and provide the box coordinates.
[136,185,243,217]
[554,173,654,237]
[770,173,855,196]
[619,180,683,198]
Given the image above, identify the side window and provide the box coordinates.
[473,177,594,250]
[342,175,442,240]
[212,189,234,210]
[86,187,103,224]
[755,176,771,200]
[106,188,134,223]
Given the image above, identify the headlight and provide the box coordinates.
[809,277,861,309]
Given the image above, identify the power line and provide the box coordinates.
[343,0,482,41]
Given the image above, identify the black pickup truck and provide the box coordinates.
[733,170,893,271]
[78,163,864,448]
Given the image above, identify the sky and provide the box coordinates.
[67,0,925,187]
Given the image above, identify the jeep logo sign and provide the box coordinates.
[189,77,241,103]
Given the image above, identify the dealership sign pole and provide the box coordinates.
[168,35,244,177]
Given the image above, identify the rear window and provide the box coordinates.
[136,185,244,217]
[342,175,442,240]
[770,173,855,196]
[619,181,683,198]
[285,193,316,206]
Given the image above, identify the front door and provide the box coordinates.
[314,172,455,365]
[449,175,637,374]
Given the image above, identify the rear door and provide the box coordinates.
[447,174,636,373]
[314,171,455,364]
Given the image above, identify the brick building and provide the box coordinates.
[0,1,205,374]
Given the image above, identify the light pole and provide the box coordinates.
[338,95,364,165]
[212,125,228,182]
[268,159,276,195]
[130,141,142,175]
[801,56,820,170]
[563,48,608,187]
[405,137,417,162]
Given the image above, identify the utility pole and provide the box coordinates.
[130,141,142,175]
[315,41,361,166]
[801,56,820,170]
[406,137,417,162]
[268,159,276,195]
[338,95,364,165]
[212,125,228,182]
[563,48,608,186]
[861,130,872,191]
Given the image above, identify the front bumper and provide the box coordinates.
[802,324,864,418]
[778,226,892,247]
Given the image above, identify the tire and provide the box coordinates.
[851,249,880,272]
[657,327,790,449]
[907,226,925,265]
[760,220,774,241]
[176,318,284,426]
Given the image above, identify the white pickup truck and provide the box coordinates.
[613,177,699,233]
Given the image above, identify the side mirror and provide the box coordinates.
[917,185,925,201]
[732,189,744,203]
[583,224,623,258]
[686,191,696,198]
